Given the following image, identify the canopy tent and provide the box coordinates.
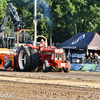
[56,32,100,50]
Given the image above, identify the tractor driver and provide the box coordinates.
[39,39,46,54]
[40,39,45,48]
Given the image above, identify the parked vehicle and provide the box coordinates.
[0,3,21,69]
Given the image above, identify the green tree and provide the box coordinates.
[7,0,51,39]
[0,0,7,24]
[51,0,76,43]
[51,0,100,43]
[4,0,100,44]
[71,0,100,33]
[0,0,11,36]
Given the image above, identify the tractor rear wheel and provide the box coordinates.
[42,60,49,72]
[18,47,31,71]
[30,49,39,72]
[63,60,70,73]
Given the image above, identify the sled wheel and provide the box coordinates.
[56,67,60,72]
[42,60,49,72]
[59,68,63,72]
[63,60,70,73]
[50,66,57,72]
[4,60,12,69]
[18,47,30,71]
[30,49,39,72]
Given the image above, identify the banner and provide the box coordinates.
[81,64,97,71]
[95,64,100,71]
[71,50,86,63]
[70,64,84,71]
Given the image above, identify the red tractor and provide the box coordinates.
[17,31,70,72]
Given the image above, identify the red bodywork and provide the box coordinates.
[0,48,14,70]
[38,48,68,69]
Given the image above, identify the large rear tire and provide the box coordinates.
[30,49,39,72]
[18,47,31,71]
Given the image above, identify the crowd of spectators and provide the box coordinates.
[83,52,100,64]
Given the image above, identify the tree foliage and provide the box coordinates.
[0,0,100,43]
[0,0,7,23]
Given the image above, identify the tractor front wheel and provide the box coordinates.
[63,60,70,73]
[42,60,49,72]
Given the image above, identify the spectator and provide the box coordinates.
[94,52,99,64]
[68,51,71,62]
[84,52,90,64]
[52,43,55,46]
[98,54,100,64]
[51,43,56,49]
[89,52,94,64]
[66,54,69,61]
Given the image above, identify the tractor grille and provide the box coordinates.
[55,53,62,60]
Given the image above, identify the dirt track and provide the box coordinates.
[0,71,100,100]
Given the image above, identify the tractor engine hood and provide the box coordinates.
[0,48,10,54]
[0,48,15,54]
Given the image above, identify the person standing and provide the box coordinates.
[84,52,90,64]
[94,52,99,64]
[89,52,94,64]
[98,54,100,64]
[68,51,71,62]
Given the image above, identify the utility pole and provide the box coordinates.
[33,0,43,46]
[33,0,37,46]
